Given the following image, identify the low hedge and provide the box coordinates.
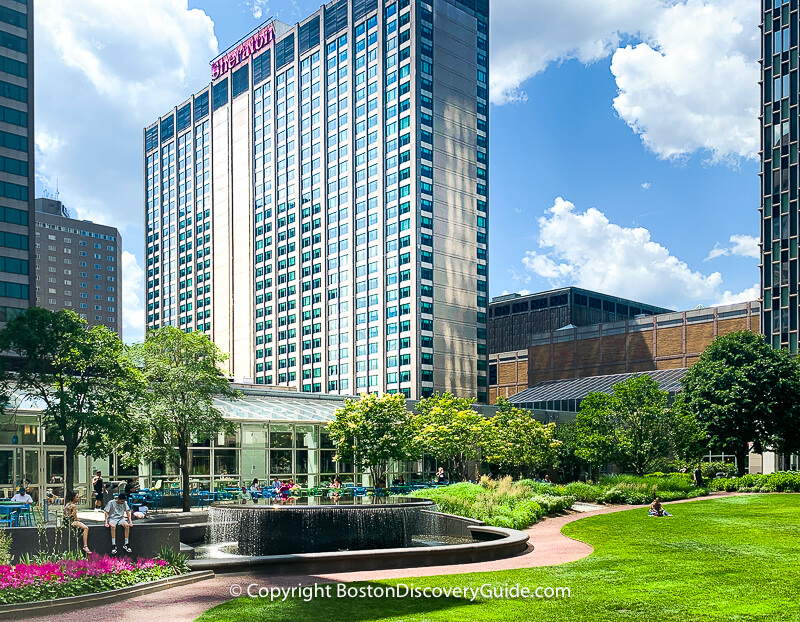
[709,471,800,493]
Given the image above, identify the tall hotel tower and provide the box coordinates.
[0,0,34,326]
[144,0,490,401]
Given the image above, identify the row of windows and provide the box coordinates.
[0,79,26,103]
[0,103,27,128]
[0,204,25,225]
[0,178,27,201]
[0,30,25,54]
[0,54,26,79]
[0,4,26,30]
[0,129,26,152]
[0,230,26,250]
[0,280,27,299]
[0,255,27,275]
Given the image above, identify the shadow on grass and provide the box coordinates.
[199,580,479,622]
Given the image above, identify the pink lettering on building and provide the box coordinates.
[212,24,276,80]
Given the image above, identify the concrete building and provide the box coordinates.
[489,301,761,403]
[34,198,122,337]
[0,0,34,325]
[144,0,490,401]
[488,288,672,355]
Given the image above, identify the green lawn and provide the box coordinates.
[198,495,800,621]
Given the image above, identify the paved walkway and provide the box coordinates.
[27,493,732,622]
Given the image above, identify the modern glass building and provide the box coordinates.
[0,0,34,326]
[144,0,490,402]
[1,386,487,502]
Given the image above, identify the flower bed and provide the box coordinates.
[0,555,180,604]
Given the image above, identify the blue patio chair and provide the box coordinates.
[354,487,367,497]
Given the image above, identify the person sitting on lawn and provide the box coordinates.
[649,497,671,517]
[10,486,33,504]
[104,493,133,555]
[64,491,91,554]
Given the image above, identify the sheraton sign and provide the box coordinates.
[212,23,276,80]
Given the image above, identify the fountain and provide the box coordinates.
[206,497,436,556]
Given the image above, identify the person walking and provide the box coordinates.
[693,464,705,488]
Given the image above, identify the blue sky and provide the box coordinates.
[32,0,761,341]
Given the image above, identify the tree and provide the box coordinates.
[0,308,141,500]
[551,421,588,483]
[132,327,239,512]
[681,330,800,476]
[484,398,561,478]
[327,392,418,487]
[414,392,489,482]
[575,375,680,475]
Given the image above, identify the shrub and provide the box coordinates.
[562,482,604,503]
[712,471,800,493]
[410,480,574,530]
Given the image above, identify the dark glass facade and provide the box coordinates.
[488,287,673,354]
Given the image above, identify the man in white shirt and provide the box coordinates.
[10,487,33,504]
[104,493,133,555]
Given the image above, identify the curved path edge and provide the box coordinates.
[27,492,739,622]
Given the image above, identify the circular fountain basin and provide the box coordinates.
[208,496,434,556]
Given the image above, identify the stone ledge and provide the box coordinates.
[0,570,215,620]
[187,524,529,575]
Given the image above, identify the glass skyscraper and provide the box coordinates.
[144,0,489,401]
[0,0,33,325]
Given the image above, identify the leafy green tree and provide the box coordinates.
[132,327,239,512]
[484,398,561,479]
[414,392,488,482]
[681,330,800,476]
[328,392,418,487]
[576,375,679,475]
[551,421,588,483]
[0,308,142,500]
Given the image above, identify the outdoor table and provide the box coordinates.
[0,504,24,527]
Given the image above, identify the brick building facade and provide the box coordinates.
[489,301,761,404]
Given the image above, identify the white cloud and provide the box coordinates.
[121,251,145,343]
[641,182,651,190]
[35,0,219,343]
[705,234,760,261]
[490,0,758,163]
[521,197,737,309]
[490,0,664,104]
[610,0,759,162]
[714,283,760,306]
[246,0,269,19]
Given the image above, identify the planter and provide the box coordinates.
[0,569,214,620]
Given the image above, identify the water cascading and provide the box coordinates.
[207,497,434,556]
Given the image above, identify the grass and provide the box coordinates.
[198,495,800,621]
